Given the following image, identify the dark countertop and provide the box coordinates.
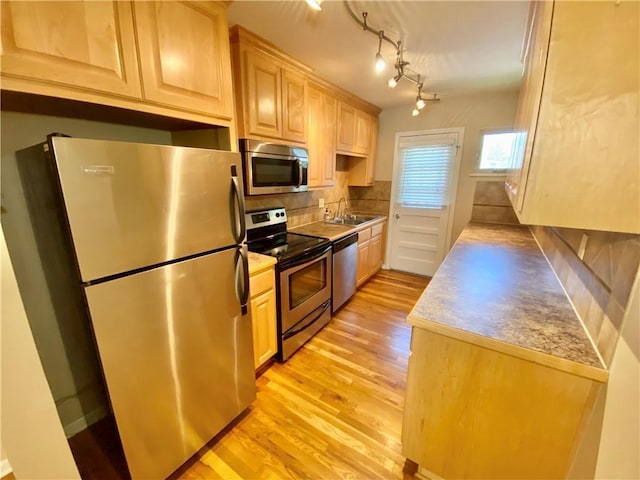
[408,223,607,381]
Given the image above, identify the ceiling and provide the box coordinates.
[227,1,530,110]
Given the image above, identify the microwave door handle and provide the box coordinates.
[296,158,302,188]
[230,164,246,244]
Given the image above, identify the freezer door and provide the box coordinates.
[51,137,246,282]
[84,247,255,480]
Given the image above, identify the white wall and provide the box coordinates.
[376,90,519,245]
[569,271,640,479]
[1,111,172,436]
[1,230,80,479]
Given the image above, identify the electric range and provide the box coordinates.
[246,207,332,361]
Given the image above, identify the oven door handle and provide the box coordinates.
[282,300,331,340]
[278,245,331,271]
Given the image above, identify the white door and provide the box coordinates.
[387,129,463,277]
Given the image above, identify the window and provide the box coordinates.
[478,131,518,171]
[396,136,457,209]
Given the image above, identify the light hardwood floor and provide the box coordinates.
[68,269,429,479]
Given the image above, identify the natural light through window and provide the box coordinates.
[478,132,517,171]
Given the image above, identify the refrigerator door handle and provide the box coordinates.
[230,165,246,244]
[234,245,250,315]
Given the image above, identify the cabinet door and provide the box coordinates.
[308,86,336,188]
[505,0,553,210]
[133,1,234,119]
[357,239,370,287]
[370,232,383,274]
[0,1,141,98]
[321,93,338,186]
[250,288,277,369]
[245,50,282,138]
[282,69,307,143]
[354,110,371,155]
[367,116,379,185]
[336,102,356,153]
[307,86,323,187]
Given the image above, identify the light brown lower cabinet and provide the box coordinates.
[356,220,386,287]
[249,262,277,369]
[402,328,604,479]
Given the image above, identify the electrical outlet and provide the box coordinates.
[318,198,325,208]
[578,233,589,260]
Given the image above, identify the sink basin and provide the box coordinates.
[325,215,377,226]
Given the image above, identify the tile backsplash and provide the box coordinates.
[532,226,640,366]
[470,180,519,225]
[349,180,392,215]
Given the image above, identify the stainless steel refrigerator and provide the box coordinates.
[17,135,256,479]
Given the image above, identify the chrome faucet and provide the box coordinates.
[337,197,346,219]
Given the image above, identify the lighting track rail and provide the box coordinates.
[342,0,440,116]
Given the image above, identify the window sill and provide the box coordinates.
[469,172,507,178]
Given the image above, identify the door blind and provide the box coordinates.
[396,139,456,208]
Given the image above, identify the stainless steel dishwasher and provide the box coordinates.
[332,232,358,312]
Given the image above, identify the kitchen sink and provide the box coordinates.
[325,214,377,226]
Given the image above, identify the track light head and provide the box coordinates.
[375,52,386,72]
[305,0,322,11]
[374,31,386,72]
[388,73,401,88]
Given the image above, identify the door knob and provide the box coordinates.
[394,213,400,219]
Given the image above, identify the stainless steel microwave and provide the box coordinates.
[239,139,308,195]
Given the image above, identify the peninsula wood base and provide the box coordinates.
[402,328,603,479]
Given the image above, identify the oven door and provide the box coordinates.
[244,152,308,195]
[279,246,332,333]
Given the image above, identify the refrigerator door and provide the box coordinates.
[84,247,255,480]
[50,137,246,282]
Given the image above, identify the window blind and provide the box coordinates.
[396,138,456,208]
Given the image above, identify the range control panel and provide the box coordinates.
[245,207,287,231]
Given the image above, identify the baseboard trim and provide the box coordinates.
[0,458,13,478]
[63,405,108,438]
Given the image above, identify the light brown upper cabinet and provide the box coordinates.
[308,85,337,188]
[1,1,235,128]
[133,1,234,119]
[336,101,371,157]
[230,26,309,145]
[0,1,141,98]
[347,115,378,187]
[507,0,639,233]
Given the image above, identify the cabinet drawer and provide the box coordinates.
[358,228,372,242]
[250,268,274,298]
[371,223,384,237]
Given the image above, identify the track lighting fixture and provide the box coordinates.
[305,0,322,11]
[341,1,441,116]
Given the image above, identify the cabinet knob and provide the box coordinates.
[394,213,400,219]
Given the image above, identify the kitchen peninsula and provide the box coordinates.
[402,223,607,479]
